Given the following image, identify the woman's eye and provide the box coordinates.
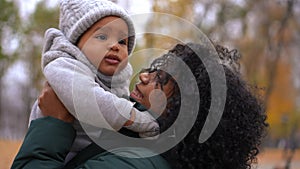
[118,39,127,45]
[156,74,162,82]
[155,71,166,84]
[96,34,107,41]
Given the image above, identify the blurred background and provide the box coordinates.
[0,0,299,168]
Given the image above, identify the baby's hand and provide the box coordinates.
[124,108,160,138]
[38,82,74,123]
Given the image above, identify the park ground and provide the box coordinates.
[1,139,300,169]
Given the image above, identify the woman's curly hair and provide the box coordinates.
[150,43,268,169]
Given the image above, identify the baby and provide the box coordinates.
[29,0,159,162]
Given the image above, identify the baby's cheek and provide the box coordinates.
[119,58,129,70]
[81,46,105,67]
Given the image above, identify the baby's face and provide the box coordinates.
[77,16,129,76]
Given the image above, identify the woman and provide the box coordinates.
[12,42,268,169]
[138,43,268,169]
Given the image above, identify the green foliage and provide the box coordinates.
[27,1,59,33]
[0,0,20,28]
[0,0,20,61]
[0,0,20,107]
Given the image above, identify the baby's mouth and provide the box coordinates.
[104,54,120,64]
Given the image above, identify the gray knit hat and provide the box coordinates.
[59,0,135,54]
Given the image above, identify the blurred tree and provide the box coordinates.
[0,0,59,139]
[232,0,299,137]
[200,0,299,139]
[0,0,20,137]
[18,1,59,126]
[145,0,194,49]
[0,0,20,70]
[148,0,300,139]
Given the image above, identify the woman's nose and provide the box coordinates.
[139,72,150,84]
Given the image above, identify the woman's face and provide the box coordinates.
[130,70,175,115]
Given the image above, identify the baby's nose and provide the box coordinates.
[108,41,119,51]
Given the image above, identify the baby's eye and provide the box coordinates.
[96,34,107,41]
[118,39,127,45]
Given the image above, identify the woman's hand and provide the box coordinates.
[38,82,74,123]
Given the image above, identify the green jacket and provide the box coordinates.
[11,117,170,169]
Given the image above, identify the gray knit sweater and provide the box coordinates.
[29,28,134,155]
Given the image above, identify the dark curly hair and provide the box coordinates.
[149,43,268,169]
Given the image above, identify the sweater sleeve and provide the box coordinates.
[11,117,76,169]
[43,57,133,131]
